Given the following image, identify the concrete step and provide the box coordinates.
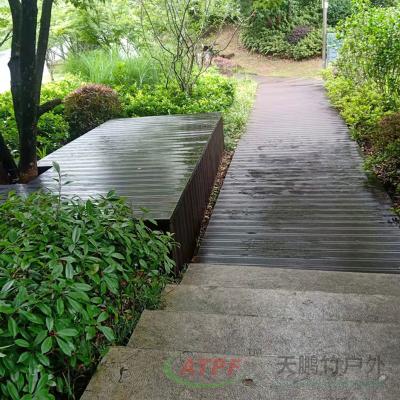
[128,310,400,364]
[163,284,400,323]
[82,347,398,400]
[182,264,400,296]
[192,257,400,274]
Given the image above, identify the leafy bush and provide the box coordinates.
[1,71,239,158]
[0,186,175,399]
[241,27,289,57]
[189,0,241,27]
[291,29,322,60]
[323,70,394,141]
[241,0,322,59]
[242,25,321,60]
[337,4,400,99]
[0,77,82,159]
[328,0,353,26]
[224,77,257,150]
[365,140,400,190]
[64,49,162,88]
[324,15,400,198]
[373,113,400,151]
[120,73,235,117]
[286,25,312,45]
[64,84,122,139]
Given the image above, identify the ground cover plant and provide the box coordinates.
[0,68,252,159]
[0,171,175,399]
[240,0,322,60]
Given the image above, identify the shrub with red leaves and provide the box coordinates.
[286,25,312,45]
[64,84,122,139]
[373,112,400,150]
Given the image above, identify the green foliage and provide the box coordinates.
[120,73,235,117]
[365,140,400,191]
[64,84,122,139]
[241,0,323,59]
[328,0,353,26]
[324,70,394,140]
[49,0,141,55]
[1,70,239,158]
[372,113,400,151]
[337,3,400,99]
[242,25,322,60]
[324,2,400,198]
[0,186,175,399]
[0,77,82,159]
[287,25,312,44]
[223,77,257,150]
[325,0,400,190]
[290,28,322,60]
[189,0,241,27]
[64,49,161,88]
[0,1,11,50]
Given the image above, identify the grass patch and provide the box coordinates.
[223,76,257,151]
[64,48,162,88]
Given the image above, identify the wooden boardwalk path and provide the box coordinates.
[198,77,400,273]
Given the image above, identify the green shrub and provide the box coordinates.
[224,77,257,150]
[365,140,400,190]
[372,113,400,151]
[120,73,235,117]
[241,0,322,59]
[64,84,122,139]
[286,25,312,45]
[323,70,394,140]
[37,114,70,158]
[328,0,353,26]
[242,25,321,60]
[337,4,400,99]
[64,49,162,88]
[241,28,290,57]
[0,77,82,158]
[324,67,400,197]
[0,185,175,399]
[291,29,322,60]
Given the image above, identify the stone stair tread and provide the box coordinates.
[128,310,400,364]
[163,284,400,323]
[182,264,400,296]
[82,347,399,400]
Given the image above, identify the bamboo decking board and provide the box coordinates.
[197,78,400,273]
[0,113,224,269]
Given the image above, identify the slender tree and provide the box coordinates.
[0,0,61,183]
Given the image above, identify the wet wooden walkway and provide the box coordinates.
[198,78,400,273]
[0,114,223,269]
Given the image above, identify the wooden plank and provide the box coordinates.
[0,113,223,270]
[198,78,400,273]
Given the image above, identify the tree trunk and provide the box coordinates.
[36,0,53,104]
[16,0,38,182]
[6,0,54,184]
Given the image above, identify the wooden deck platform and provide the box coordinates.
[0,113,223,269]
[197,78,400,273]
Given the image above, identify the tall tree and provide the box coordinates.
[0,0,61,183]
